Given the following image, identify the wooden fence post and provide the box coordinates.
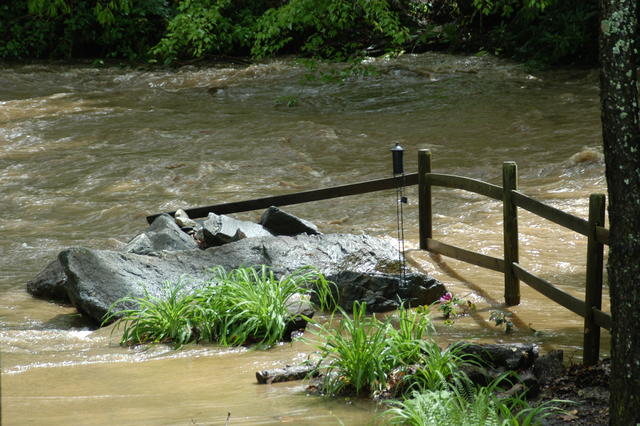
[418,149,432,250]
[503,162,520,305]
[583,193,606,366]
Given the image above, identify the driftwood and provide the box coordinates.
[256,365,317,384]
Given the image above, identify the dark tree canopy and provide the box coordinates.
[0,0,603,65]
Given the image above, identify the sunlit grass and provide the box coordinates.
[195,265,335,346]
[104,266,336,348]
[307,302,456,397]
[103,279,197,348]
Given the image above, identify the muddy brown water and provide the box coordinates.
[1,53,608,424]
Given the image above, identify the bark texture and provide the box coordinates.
[599,0,640,423]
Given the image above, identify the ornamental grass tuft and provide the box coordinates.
[307,302,443,397]
[104,266,336,348]
[103,279,198,348]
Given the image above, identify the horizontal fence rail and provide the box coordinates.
[512,190,590,236]
[593,307,612,331]
[147,173,419,223]
[426,173,503,200]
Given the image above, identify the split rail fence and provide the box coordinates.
[148,149,611,366]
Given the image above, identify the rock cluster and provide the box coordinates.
[27,207,446,324]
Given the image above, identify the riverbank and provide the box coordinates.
[540,359,610,425]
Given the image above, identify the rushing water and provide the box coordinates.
[1,53,608,424]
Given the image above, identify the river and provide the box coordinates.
[0,53,608,424]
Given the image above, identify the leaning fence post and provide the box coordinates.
[418,149,432,250]
[503,162,520,305]
[583,193,606,366]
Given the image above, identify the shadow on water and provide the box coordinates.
[41,313,96,331]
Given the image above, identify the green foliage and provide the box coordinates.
[250,0,409,59]
[148,0,409,62]
[149,0,249,63]
[308,302,443,396]
[0,0,602,65]
[437,292,476,324]
[472,0,552,17]
[195,265,333,346]
[386,373,569,425]
[482,0,599,65]
[405,341,474,392]
[489,310,514,334]
[387,305,436,366]
[104,266,335,348]
[310,302,395,396]
[0,0,169,60]
[104,280,198,348]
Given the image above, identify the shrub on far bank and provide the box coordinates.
[1,0,610,66]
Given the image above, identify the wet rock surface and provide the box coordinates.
[326,270,445,312]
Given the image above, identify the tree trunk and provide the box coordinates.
[599,1,640,423]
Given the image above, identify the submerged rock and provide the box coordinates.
[256,365,318,384]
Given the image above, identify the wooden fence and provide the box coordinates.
[147,149,611,366]
[417,149,610,366]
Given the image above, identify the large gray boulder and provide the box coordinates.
[60,247,211,324]
[26,213,198,303]
[59,233,445,324]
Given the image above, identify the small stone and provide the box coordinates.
[174,209,197,228]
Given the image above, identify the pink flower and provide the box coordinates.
[439,292,452,303]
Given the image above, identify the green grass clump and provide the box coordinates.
[311,302,393,396]
[104,279,198,347]
[104,266,336,348]
[308,302,450,397]
[195,265,335,346]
